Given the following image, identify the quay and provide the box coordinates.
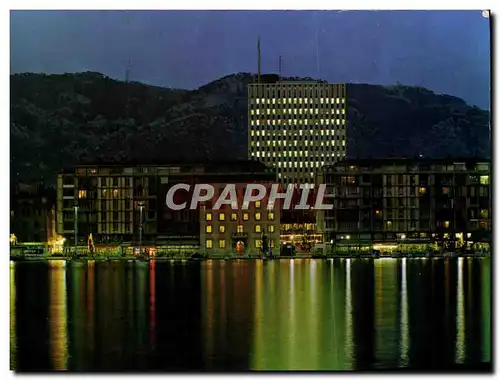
[10,251,490,263]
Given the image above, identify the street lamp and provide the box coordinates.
[73,204,79,257]
[138,202,145,248]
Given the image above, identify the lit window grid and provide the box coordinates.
[200,183,281,254]
[247,83,347,183]
[57,174,136,235]
[201,212,281,254]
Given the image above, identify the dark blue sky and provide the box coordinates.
[10,10,490,109]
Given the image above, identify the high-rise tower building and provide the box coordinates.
[248,81,347,184]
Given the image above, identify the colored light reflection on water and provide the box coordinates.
[10,258,491,372]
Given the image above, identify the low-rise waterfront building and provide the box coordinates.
[56,160,279,255]
[200,183,281,256]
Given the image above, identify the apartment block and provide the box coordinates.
[56,160,278,251]
[316,158,491,252]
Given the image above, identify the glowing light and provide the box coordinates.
[399,258,409,366]
[48,234,66,254]
[455,258,465,363]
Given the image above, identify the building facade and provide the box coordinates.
[199,183,281,256]
[316,158,492,253]
[56,160,278,253]
[11,183,56,243]
[248,81,347,184]
[247,80,347,251]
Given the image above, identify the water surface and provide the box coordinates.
[10,258,491,371]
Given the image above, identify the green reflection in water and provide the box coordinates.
[10,263,16,370]
[344,259,353,369]
[455,258,465,364]
[373,258,399,369]
[399,259,409,367]
[251,259,352,370]
[481,258,491,363]
[86,262,95,366]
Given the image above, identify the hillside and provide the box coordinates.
[10,72,491,184]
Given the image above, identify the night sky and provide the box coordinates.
[10,10,490,109]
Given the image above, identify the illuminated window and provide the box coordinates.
[255,212,261,221]
[255,201,261,209]
[442,187,451,195]
[206,225,212,233]
[255,240,262,248]
[444,221,450,228]
[231,213,237,221]
[206,213,212,221]
[237,225,244,233]
[206,239,213,249]
[219,239,226,249]
[268,225,275,233]
[219,225,226,233]
[480,175,490,185]
[419,187,427,195]
[255,225,262,233]
[480,209,489,218]
[243,213,249,221]
[78,189,87,199]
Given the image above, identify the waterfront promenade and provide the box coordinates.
[10,251,489,262]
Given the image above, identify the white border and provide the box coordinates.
[3,3,496,379]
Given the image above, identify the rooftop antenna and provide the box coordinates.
[279,55,283,79]
[257,36,261,84]
[313,11,320,78]
[125,59,131,83]
[125,59,132,118]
